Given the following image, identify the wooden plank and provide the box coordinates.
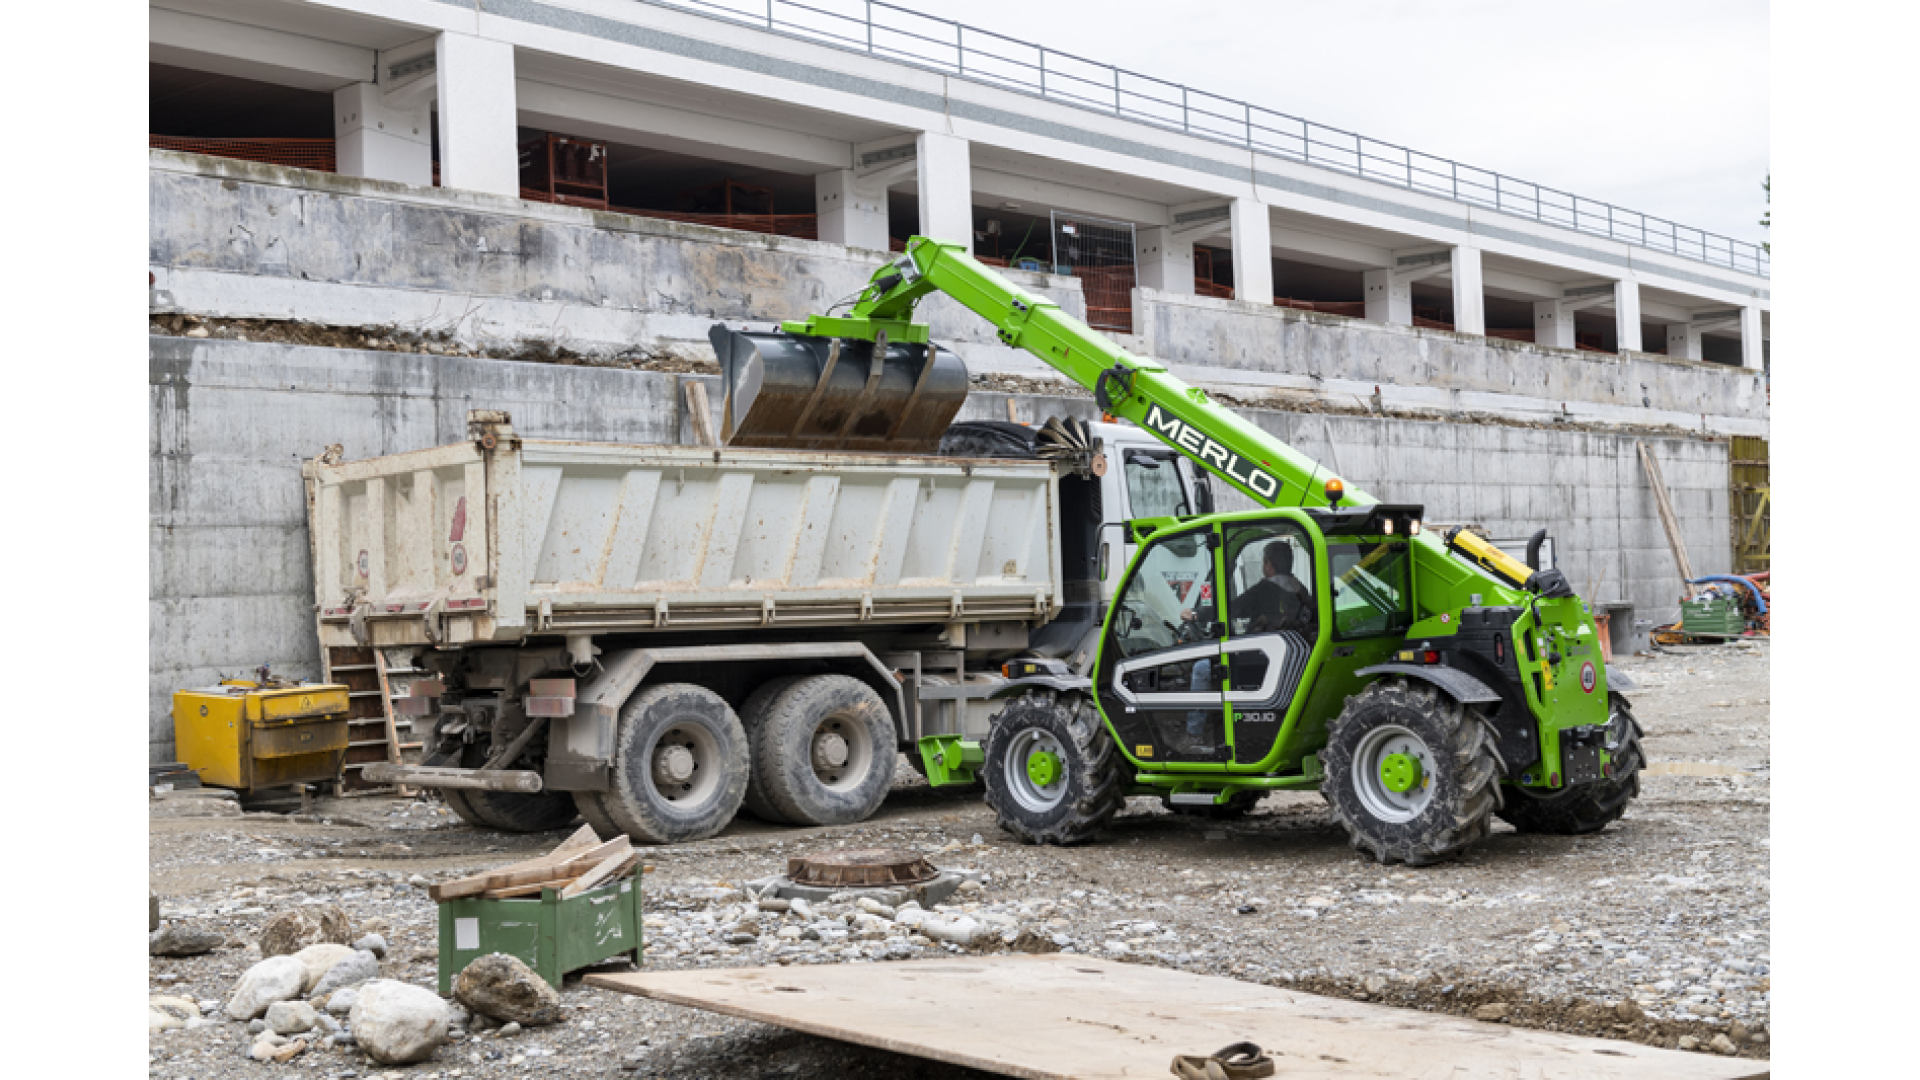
[587,955,1765,1080]
[425,825,605,897]
[683,379,719,448]
[429,838,628,901]
[1637,441,1694,585]
[560,850,639,899]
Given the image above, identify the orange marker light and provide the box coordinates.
[1324,477,1345,507]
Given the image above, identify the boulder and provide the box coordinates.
[291,943,357,993]
[310,949,381,999]
[258,904,354,957]
[266,1000,320,1036]
[227,956,307,1020]
[352,933,389,959]
[348,979,449,1065]
[453,954,563,1026]
[149,923,224,956]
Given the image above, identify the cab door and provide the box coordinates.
[1215,519,1322,766]
[1094,524,1232,764]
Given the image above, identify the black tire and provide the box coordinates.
[737,676,805,824]
[1497,692,1644,835]
[982,692,1125,845]
[570,791,624,843]
[441,742,578,834]
[1162,790,1264,820]
[1320,678,1500,866]
[750,675,896,827]
[584,683,749,845]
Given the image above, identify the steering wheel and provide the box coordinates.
[1174,615,1207,644]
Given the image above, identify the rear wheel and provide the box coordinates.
[583,683,748,844]
[1320,678,1500,866]
[1497,692,1643,834]
[983,693,1125,845]
[750,675,896,827]
[440,741,578,834]
[737,676,805,823]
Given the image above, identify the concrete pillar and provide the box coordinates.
[915,131,972,251]
[435,32,519,197]
[1666,323,1703,361]
[815,170,890,252]
[334,83,432,187]
[1532,300,1575,349]
[1228,198,1273,305]
[1450,246,1485,336]
[1135,227,1194,295]
[1739,305,1765,370]
[1614,280,1643,352]
[1362,269,1413,325]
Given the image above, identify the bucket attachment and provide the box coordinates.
[708,324,970,454]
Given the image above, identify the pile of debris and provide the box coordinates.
[427,826,639,901]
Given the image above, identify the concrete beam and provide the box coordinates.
[968,168,1166,228]
[1614,280,1643,352]
[436,33,519,197]
[1740,305,1765,371]
[1170,201,1233,241]
[150,8,374,91]
[815,169,890,252]
[917,131,973,250]
[514,79,852,173]
[1136,226,1194,296]
[1269,227,1391,272]
[1450,247,1485,336]
[1230,198,1274,305]
[334,83,432,187]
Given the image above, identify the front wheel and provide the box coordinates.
[1319,678,1500,866]
[1497,692,1643,835]
[581,683,748,844]
[982,693,1125,845]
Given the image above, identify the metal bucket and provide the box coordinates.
[708,325,970,454]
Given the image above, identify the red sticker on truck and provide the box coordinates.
[1580,662,1597,694]
[450,496,467,542]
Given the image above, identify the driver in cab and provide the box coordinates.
[1181,541,1314,636]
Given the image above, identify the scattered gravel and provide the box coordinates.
[147,640,1768,1076]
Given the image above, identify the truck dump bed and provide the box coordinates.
[303,416,1062,649]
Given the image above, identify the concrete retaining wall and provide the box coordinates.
[148,335,1729,762]
[149,153,1766,433]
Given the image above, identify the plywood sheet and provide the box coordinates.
[587,955,1766,1080]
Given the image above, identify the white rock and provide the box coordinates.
[349,979,450,1065]
[292,943,358,993]
[227,955,307,1020]
[856,898,896,918]
[353,933,389,959]
[266,997,318,1034]
[148,1008,183,1034]
[917,915,983,946]
[311,949,381,998]
[324,987,359,1016]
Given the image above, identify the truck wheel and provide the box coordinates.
[441,744,578,834]
[1497,692,1644,835]
[1320,678,1500,866]
[570,791,624,843]
[737,676,805,824]
[983,693,1125,845]
[588,683,749,844]
[751,675,896,827]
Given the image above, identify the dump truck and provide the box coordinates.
[310,236,1641,864]
[305,408,1215,843]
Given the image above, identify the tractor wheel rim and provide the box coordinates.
[1004,727,1068,813]
[1351,723,1436,823]
[649,721,722,805]
[811,711,873,793]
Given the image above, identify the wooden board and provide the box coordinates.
[587,955,1766,1080]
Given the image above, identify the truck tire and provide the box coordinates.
[738,676,805,824]
[570,791,625,843]
[1497,692,1643,835]
[585,683,749,845]
[441,743,579,834]
[983,692,1125,845]
[750,675,896,827]
[1320,678,1500,866]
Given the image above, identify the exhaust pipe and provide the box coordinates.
[708,324,970,454]
[362,763,544,793]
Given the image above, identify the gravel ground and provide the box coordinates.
[148,639,1769,1077]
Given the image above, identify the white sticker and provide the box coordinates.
[455,917,479,951]
[620,881,631,894]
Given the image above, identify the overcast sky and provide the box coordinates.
[893,0,1770,244]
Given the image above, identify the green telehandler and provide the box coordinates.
[761,237,1642,865]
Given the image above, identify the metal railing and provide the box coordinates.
[642,0,1769,278]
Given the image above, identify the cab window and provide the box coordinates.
[1112,529,1214,658]
[1328,541,1413,639]
[1123,450,1187,519]
[1222,522,1317,638]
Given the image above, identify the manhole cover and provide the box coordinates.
[787,848,939,888]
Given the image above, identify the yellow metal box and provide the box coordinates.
[172,681,351,794]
